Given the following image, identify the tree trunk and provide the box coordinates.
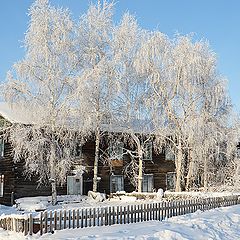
[186,149,193,191]
[203,154,208,191]
[175,140,182,192]
[50,143,57,205]
[93,127,100,192]
[137,147,143,192]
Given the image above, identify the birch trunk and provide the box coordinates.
[203,154,208,190]
[50,143,57,205]
[186,149,193,191]
[175,139,182,192]
[93,127,100,192]
[137,146,143,192]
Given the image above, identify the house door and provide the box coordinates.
[67,176,83,195]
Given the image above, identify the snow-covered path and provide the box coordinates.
[1,204,240,240]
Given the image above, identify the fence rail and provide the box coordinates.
[0,195,239,236]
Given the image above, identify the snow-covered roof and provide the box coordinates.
[0,102,34,124]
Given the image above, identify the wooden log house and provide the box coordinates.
[0,103,176,205]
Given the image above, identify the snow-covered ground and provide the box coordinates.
[11,191,239,213]
[1,203,240,239]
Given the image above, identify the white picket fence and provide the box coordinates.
[0,195,239,236]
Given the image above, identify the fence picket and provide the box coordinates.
[76,209,80,228]
[116,206,119,224]
[134,205,137,223]
[63,210,67,229]
[140,204,143,222]
[84,208,88,227]
[123,206,126,224]
[89,208,92,227]
[120,206,123,224]
[72,209,75,229]
[108,207,112,226]
[112,206,115,225]
[81,209,84,228]
[29,214,33,235]
[93,208,96,227]
[127,205,130,224]
[40,212,43,235]
[97,208,100,226]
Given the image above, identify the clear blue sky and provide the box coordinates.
[1,0,240,111]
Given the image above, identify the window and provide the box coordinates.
[0,175,4,197]
[110,175,124,193]
[143,141,152,160]
[166,172,176,191]
[142,174,153,192]
[0,139,4,157]
[165,146,175,161]
[109,141,124,160]
[76,144,83,158]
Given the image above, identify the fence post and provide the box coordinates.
[116,206,119,224]
[84,208,88,227]
[123,206,126,224]
[40,212,43,235]
[108,206,112,226]
[81,209,84,228]
[97,208,100,226]
[72,209,75,228]
[49,211,53,232]
[89,208,92,227]
[44,211,48,234]
[76,209,80,228]
[24,218,28,236]
[140,204,143,222]
[63,210,67,229]
[112,206,115,225]
[54,211,57,230]
[29,214,33,236]
[133,205,137,223]
[93,208,96,227]
[127,205,130,224]
[68,210,71,229]
[120,206,123,224]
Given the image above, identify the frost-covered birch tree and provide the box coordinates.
[73,1,116,192]
[109,14,155,192]
[3,0,78,204]
[135,32,233,192]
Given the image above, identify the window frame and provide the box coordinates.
[110,174,124,193]
[166,172,176,191]
[108,141,124,160]
[143,141,153,161]
[142,174,154,192]
[165,146,175,161]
